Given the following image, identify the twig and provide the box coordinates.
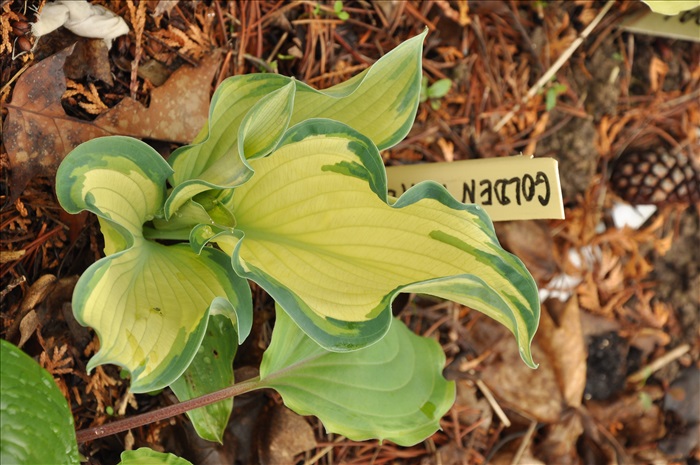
[304,435,345,465]
[0,275,26,301]
[476,379,511,427]
[627,343,691,385]
[510,419,537,465]
[493,0,616,132]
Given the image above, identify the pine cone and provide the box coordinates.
[611,144,700,205]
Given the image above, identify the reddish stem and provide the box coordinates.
[75,377,261,444]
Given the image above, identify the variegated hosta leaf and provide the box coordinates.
[289,29,426,150]
[169,314,237,443]
[164,79,296,218]
[259,306,455,446]
[163,30,426,218]
[56,136,173,253]
[230,119,539,366]
[73,242,251,394]
[56,138,253,393]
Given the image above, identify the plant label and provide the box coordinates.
[386,155,564,221]
[620,6,700,42]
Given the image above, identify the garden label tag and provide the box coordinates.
[619,6,700,42]
[386,155,564,222]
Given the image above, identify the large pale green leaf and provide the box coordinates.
[73,242,250,393]
[0,340,80,465]
[118,448,192,465]
[259,306,454,446]
[169,314,237,443]
[164,80,296,217]
[228,119,539,366]
[288,29,426,150]
[56,136,173,253]
[56,138,253,393]
[163,30,426,217]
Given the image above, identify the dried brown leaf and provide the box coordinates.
[496,220,557,285]
[536,412,584,465]
[19,274,57,313]
[475,319,564,423]
[153,0,179,19]
[18,309,39,348]
[587,386,667,447]
[5,46,221,198]
[257,405,316,465]
[64,38,113,85]
[93,51,219,140]
[4,46,111,199]
[538,297,586,407]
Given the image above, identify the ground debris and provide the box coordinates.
[1,1,698,464]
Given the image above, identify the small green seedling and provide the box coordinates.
[334,0,350,21]
[545,80,567,111]
[313,1,349,21]
[1,31,540,462]
[420,76,452,110]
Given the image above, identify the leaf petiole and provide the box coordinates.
[75,377,261,444]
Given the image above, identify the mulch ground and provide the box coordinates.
[1,1,699,464]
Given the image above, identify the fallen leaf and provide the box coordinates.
[495,220,557,285]
[489,447,546,465]
[153,0,179,19]
[435,442,469,465]
[93,51,219,140]
[538,296,587,407]
[587,385,666,446]
[473,318,564,423]
[4,46,221,198]
[4,46,110,200]
[455,380,492,441]
[536,412,584,465]
[19,274,57,313]
[137,59,172,86]
[257,404,316,465]
[18,309,39,348]
[64,38,113,85]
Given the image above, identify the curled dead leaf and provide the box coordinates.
[257,405,316,465]
[538,296,587,407]
[18,309,39,348]
[473,318,564,423]
[19,274,57,313]
[4,46,221,199]
[0,250,26,264]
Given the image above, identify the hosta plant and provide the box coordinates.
[2,30,540,460]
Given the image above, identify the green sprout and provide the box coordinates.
[420,76,452,110]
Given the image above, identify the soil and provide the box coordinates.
[2,1,699,464]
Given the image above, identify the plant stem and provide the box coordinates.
[75,377,262,444]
